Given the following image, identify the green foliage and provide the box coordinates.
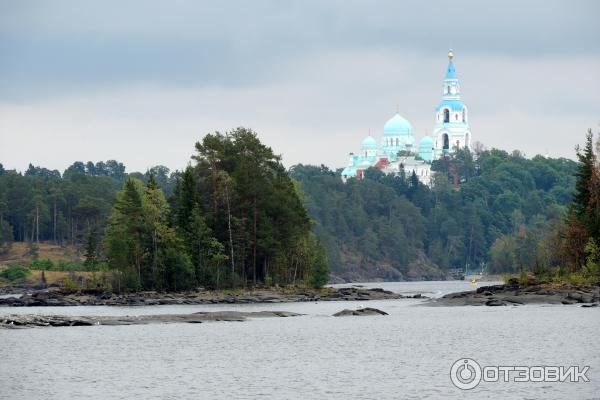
[567,273,586,285]
[518,270,530,286]
[5,129,590,287]
[0,265,30,281]
[185,129,321,287]
[494,131,600,281]
[0,159,177,252]
[28,259,85,272]
[29,259,54,270]
[308,237,328,288]
[0,219,13,255]
[27,241,39,260]
[291,147,576,276]
[562,130,600,274]
[85,272,112,292]
[583,238,600,280]
[105,178,170,291]
[84,230,98,271]
[60,277,78,291]
[1,137,330,292]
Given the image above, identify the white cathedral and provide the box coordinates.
[341,50,472,186]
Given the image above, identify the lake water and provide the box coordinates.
[1,281,598,399]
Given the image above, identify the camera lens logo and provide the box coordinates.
[450,358,482,390]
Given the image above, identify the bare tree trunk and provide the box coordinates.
[35,205,39,244]
[253,199,257,286]
[263,258,267,285]
[216,262,220,290]
[74,218,80,260]
[152,229,157,288]
[210,156,218,215]
[53,199,57,244]
[292,256,298,285]
[224,182,235,278]
[31,214,35,242]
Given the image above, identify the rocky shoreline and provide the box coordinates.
[0,310,303,328]
[427,280,600,307]
[0,286,420,307]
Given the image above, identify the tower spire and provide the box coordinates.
[433,49,472,156]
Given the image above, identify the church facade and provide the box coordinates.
[341,50,472,185]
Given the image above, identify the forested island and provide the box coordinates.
[0,128,599,295]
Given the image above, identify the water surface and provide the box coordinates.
[1,281,598,399]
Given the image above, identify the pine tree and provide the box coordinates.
[105,178,145,291]
[571,130,596,220]
[564,130,600,271]
[83,229,98,272]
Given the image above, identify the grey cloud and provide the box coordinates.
[0,0,598,173]
[1,0,598,100]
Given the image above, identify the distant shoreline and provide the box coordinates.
[426,279,600,307]
[0,286,422,307]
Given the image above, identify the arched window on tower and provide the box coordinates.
[443,109,449,123]
[395,138,399,146]
[462,109,466,123]
[442,134,449,151]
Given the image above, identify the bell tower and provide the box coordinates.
[432,50,471,157]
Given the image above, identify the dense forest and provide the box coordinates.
[1,128,599,288]
[291,144,587,280]
[0,128,327,291]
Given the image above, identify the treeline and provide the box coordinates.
[103,128,327,291]
[481,131,599,280]
[2,128,597,287]
[290,144,580,279]
[0,128,327,291]
[0,160,175,249]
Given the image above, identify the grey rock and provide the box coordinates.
[485,299,507,306]
[0,310,303,328]
[561,299,578,305]
[332,307,388,317]
[581,303,599,308]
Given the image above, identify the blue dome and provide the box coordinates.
[419,136,434,148]
[341,166,356,177]
[361,136,377,150]
[418,136,435,162]
[383,113,413,136]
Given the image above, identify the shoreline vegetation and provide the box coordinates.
[1,278,598,309]
[1,129,599,293]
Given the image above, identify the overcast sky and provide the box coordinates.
[1,0,599,174]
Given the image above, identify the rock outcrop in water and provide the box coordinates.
[428,280,600,307]
[332,307,388,316]
[0,286,417,307]
[0,310,302,328]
